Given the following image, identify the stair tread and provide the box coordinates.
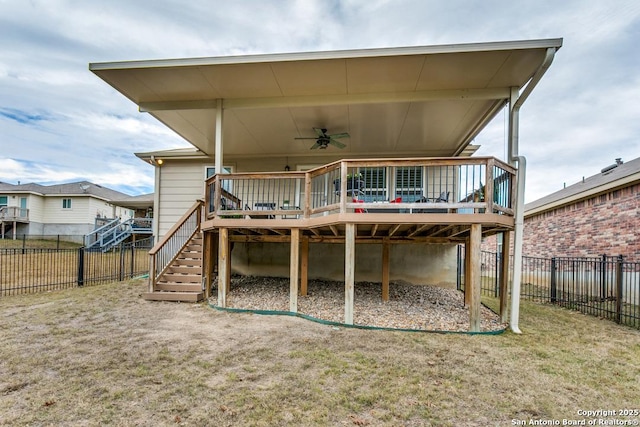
[143,291,204,302]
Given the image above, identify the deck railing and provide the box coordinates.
[205,157,515,220]
[0,206,29,221]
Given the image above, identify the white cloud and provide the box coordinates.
[1,0,639,202]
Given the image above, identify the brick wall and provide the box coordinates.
[482,183,640,260]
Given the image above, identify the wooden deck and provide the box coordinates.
[149,157,515,332]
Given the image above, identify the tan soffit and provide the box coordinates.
[90,39,562,158]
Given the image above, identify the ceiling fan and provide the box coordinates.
[295,127,349,150]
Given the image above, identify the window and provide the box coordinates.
[359,167,387,202]
[62,198,72,209]
[0,196,7,208]
[395,166,423,202]
[206,166,234,212]
[205,166,234,192]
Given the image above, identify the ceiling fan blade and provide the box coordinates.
[329,139,346,149]
[294,137,317,140]
[313,127,327,137]
[310,142,320,150]
[329,132,349,139]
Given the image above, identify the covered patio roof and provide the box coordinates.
[90,38,562,159]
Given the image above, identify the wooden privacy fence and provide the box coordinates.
[0,237,153,297]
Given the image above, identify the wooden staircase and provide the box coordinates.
[143,233,205,302]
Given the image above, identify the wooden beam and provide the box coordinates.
[468,224,482,332]
[345,223,355,325]
[203,231,215,299]
[227,234,456,244]
[290,228,300,312]
[382,240,390,301]
[218,228,230,308]
[300,236,309,297]
[388,223,402,237]
[408,223,433,237]
[499,231,511,323]
[329,225,340,236]
[370,223,379,237]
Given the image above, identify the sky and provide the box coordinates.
[1,0,639,202]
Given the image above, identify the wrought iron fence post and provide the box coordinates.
[130,241,135,279]
[119,242,125,282]
[550,257,557,303]
[600,254,607,301]
[616,255,624,324]
[77,247,85,287]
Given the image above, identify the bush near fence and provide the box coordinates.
[457,248,640,330]
[0,237,153,296]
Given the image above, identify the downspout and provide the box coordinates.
[509,47,557,334]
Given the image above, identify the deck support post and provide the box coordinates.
[214,98,224,175]
[345,223,355,325]
[499,231,511,322]
[290,228,300,312]
[217,228,230,307]
[382,240,390,301]
[468,223,482,332]
[203,231,215,299]
[464,237,471,307]
[300,236,309,297]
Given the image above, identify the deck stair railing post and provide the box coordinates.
[148,200,203,293]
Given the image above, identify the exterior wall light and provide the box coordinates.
[150,155,164,166]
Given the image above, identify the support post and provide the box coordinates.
[203,232,215,299]
[499,231,511,323]
[382,240,390,301]
[468,224,482,332]
[300,236,309,296]
[214,98,223,175]
[290,228,300,312]
[217,228,230,307]
[345,223,355,324]
[464,238,471,307]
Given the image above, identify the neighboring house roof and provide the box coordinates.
[0,180,138,203]
[525,157,640,216]
[91,38,562,160]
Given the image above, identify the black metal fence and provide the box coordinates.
[457,248,640,329]
[0,237,153,297]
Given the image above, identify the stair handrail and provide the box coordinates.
[148,200,203,292]
[84,218,121,248]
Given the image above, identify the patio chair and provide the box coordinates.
[414,191,450,213]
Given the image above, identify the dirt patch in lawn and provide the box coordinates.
[1,278,639,426]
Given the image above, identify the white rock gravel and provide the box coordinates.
[209,276,506,333]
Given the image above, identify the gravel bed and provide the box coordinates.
[210,276,506,332]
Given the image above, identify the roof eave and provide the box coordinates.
[90,38,563,71]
